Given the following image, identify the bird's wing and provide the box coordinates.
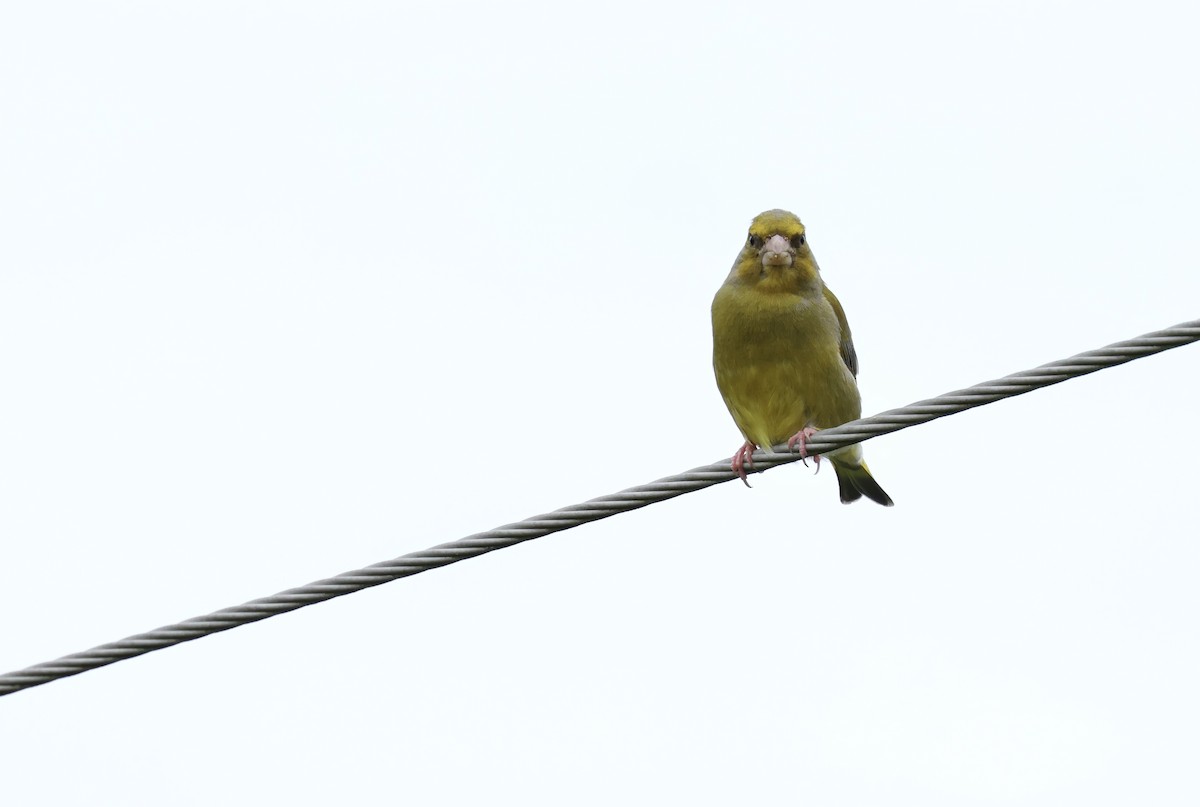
[823,285,859,377]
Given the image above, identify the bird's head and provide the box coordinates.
[730,209,820,293]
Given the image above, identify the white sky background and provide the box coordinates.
[2,1,1199,804]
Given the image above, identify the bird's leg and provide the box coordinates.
[787,426,821,470]
[731,441,757,488]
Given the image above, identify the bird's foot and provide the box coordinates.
[731,441,757,488]
[787,427,822,471]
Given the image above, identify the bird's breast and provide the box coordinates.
[712,285,860,447]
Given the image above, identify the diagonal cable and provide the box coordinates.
[1,318,1197,697]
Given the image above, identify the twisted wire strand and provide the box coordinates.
[2,318,1197,697]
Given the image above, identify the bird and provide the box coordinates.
[711,209,893,506]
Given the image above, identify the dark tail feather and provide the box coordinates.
[832,460,894,507]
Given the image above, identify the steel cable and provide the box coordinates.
[1,318,1197,697]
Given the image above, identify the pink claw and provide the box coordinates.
[731,440,757,488]
[787,427,822,470]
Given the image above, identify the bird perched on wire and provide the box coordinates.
[711,209,893,506]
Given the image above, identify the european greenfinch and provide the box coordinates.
[712,209,893,506]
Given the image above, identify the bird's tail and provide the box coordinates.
[831,458,894,507]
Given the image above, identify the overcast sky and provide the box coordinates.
[3,2,1199,805]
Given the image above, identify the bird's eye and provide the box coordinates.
[748,234,764,249]
[790,234,806,249]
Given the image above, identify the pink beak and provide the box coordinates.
[760,234,793,267]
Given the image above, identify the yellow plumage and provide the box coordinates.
[712,209,892,506]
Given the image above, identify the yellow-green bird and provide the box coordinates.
[712,209,893,506]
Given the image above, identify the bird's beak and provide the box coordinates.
[760,234,793,268]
